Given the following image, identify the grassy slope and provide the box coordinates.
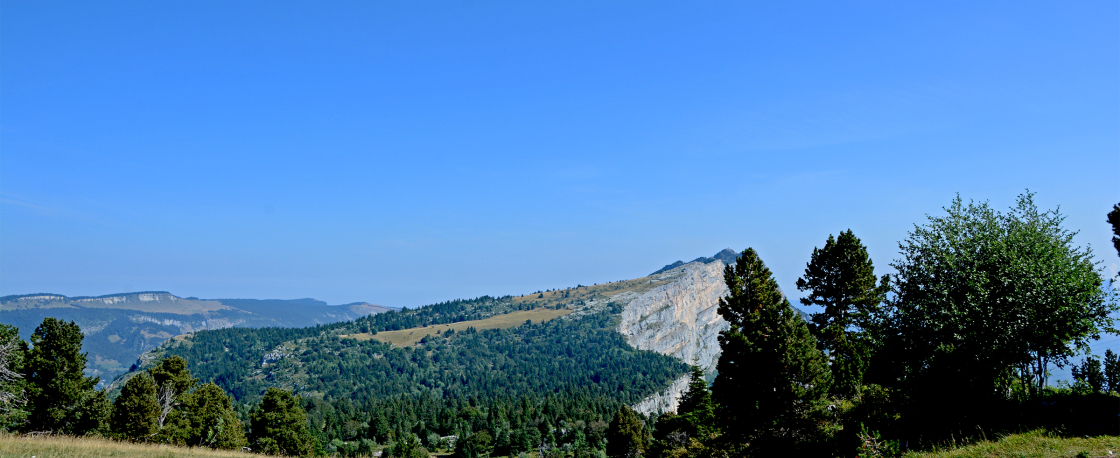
[341,308,572,346]
[0,434,256,458]
[905,430,1120,458]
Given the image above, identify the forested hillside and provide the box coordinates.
[143,295,686,405]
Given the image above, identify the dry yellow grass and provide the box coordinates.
[0,433,257,458]
[904,430,1120,458]
[341,308,572,346]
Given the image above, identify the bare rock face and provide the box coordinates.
[614,261,731,415]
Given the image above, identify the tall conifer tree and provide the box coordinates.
[111,372,159,440]
[713,248,830,451]
[249,387,316,456]
[796,230,888,396]
[23,318,103,434]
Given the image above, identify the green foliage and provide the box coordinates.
[713,248,831,450]
[453,430,492,458]
[23,317,105,435]
[1071,356,1105,394]
[111,372,159,441]
[651,365,717,457]
[390,433,431,458]
[0,324,28,429]
[148,356,198,398]
[1104,350,1120,394]
[1108,202,1120,258]
[248,387,316,456]
[164,382,247,449]
[796,229,889,396]
[876,193,1117,432]
[606,405,644,458]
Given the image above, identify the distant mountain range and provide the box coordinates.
[0,292,396,385]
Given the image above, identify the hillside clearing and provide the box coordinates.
[0,433,258,458]
[341,308,571,346]
[904,430,1120,458]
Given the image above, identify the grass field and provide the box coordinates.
[341,308,572,346]
[0,433,255,458]
[904,430,1120,458]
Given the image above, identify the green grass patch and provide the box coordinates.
[341,308,571,346]
[905,429,1120,458]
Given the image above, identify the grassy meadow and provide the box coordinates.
[0,433,255,458]
[904,430,1120,458]
[341,308,571,346]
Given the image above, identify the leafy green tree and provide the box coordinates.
[1108,203,1120,257]
[248,387,316,456]
[606,405,645,458]
[452,430,492,458]
[1105,350,1120,394]
[879,193,1116,402]
[0,324,27,428]
[23,317,104,434]
[796,230,889,396]
[712,248,831,450]
[111,372,159,441]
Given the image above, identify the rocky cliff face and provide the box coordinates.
[613,261,731,416]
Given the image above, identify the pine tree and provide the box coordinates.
[606,405,644,458]
[676,366,715,438]
[712,248,831,450]
[1105,350,1120,394]
[147,356,199,431]
[23,317,103,434]
[111,372,159,441]
[1108,203,1120,257]
[248,387,316,456]
[0,324,27,428]
[795,230,888,396]
[174,382,247,449]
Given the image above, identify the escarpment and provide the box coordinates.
[614,261,731,415]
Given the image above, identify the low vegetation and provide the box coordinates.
[0,432,257,458]
[903,429,1120,458]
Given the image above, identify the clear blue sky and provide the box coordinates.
[2,2,1117,311]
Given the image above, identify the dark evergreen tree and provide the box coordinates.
[606,405,644,458]
[1072,356,1106,394]
[1108,202,1120,257]
[248,387,316,456]
[111,372,159,441]
[0,324,27,428]
[452,430,492,458]
[1105,350,1120,394]
[23,318,104,434]
[390,433,430,458]
[796,230,888,396]
[712,248,831,451]
[147,356,199,431]
[172,382,247,449]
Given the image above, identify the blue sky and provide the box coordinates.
[2,2,1117,315]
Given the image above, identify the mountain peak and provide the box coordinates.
[651,248,739,276]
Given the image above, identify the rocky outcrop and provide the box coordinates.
[614,261,731,415]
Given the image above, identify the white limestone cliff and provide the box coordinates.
[613,261,731,416]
